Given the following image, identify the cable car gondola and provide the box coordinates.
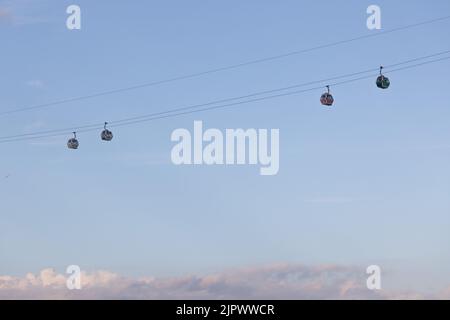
[320,85,334,106]
[376,66,390,89]
[67,132,79,149]
[101,122,113,141]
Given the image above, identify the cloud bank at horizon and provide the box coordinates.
[1,263,448,300]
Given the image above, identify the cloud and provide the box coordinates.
[0,7,13,23]
[0,1,53,27]
[26,80,45,89]
[302,196,358,204]
[112,152,171,166]
[1,263,446,300]
[437,286,450,299]
[24,120,47,131]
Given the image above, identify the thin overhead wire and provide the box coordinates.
[108,56,450,128]
[0,54,449,144]
[106,53,450,125]
[0,15,449,117]
[1,50,449,141]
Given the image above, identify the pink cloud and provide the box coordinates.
[0,264,447,300]
[0,8,12,23]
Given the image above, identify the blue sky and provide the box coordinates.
[0,0,449,297]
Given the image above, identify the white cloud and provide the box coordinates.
[0,263,446,300]
[24,120,46,131]
[26,80,45,89]
[303,196,358,204]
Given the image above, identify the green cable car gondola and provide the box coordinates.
[376,66,390,89]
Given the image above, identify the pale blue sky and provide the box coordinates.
[0,0,449,294]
